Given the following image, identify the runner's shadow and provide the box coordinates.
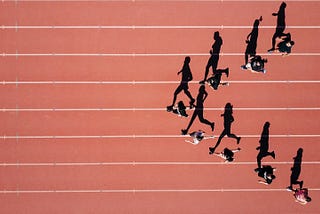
[244,16,262,65]
[201,31,229,89]
[200,31,223,83]
[181,85,215,135]
[287,148,304,190]
[256,122,275,169]
[209,103,240,153]
[268,2,287,51]
[167,56,195,111]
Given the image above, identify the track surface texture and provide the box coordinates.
[1,1,320,213]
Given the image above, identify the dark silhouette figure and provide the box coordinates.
[256,122,275,169]
[181,85,215,135]
[242,55,268,73]
[167,56,195,111]
[211,147,241,162]
[241,17,268,74]
[244,16,263,65]
[275,33,295,55]
[255,165,276,185]
[268,2,288,52]
[209,103,241,154]
[169,101,188,118]
[206,68,229,90]
[200,31,229,84]
[287,148,304,191]
[185,130,214,145]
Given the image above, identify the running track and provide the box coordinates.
[0,0,320,213]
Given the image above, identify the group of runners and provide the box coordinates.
[242,2,294,73]
[166,1,310,205]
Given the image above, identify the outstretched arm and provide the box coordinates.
[231,148,241,153]
[246,32,252,42]
[296,200,307,205]
[258,180,270,185]
[202,90,208,102]
[185,140,197,145]
[178,65,186,75]
[213,153,225,160]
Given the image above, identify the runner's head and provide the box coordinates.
[254,17,261,27]
[214,31,220,40]
[225,102,233,109]
[224,103,233,114]
[264,121,270,129]
[297,148,303,157]
[184,56,191,64]
[280,2,287,9]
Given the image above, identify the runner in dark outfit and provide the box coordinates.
[275,33,295,55]
[211,147,241,162]
[206,68,229,90]
[255,165,276,185]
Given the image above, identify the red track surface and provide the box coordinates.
[1,1,320,213]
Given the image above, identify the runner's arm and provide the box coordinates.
[203,91,208,101]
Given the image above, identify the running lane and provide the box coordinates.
[1,1,319,214]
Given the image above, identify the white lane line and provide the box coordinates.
[2,53,320,57]
[2,25,320,29]
[1,135,320,139]
[1,188,320,194]
[5,0,320,2]
[1,161,319,167]
[1,107,320,112]
[1,80,320,84]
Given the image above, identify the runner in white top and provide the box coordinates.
[185,130,214,145]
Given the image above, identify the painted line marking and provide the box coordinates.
[1,107,320,112]
[1,161,319,167]
[3,0,320,2]
[2,25,320,29]
[0,188,320,194]
[1,53,320,57]
[1,135,320,139]
[1,80,320,84]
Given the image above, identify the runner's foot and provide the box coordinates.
[237,137,241,144]
[210,122,215,132]
[181,129,188,135]
[209,147,215,154]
